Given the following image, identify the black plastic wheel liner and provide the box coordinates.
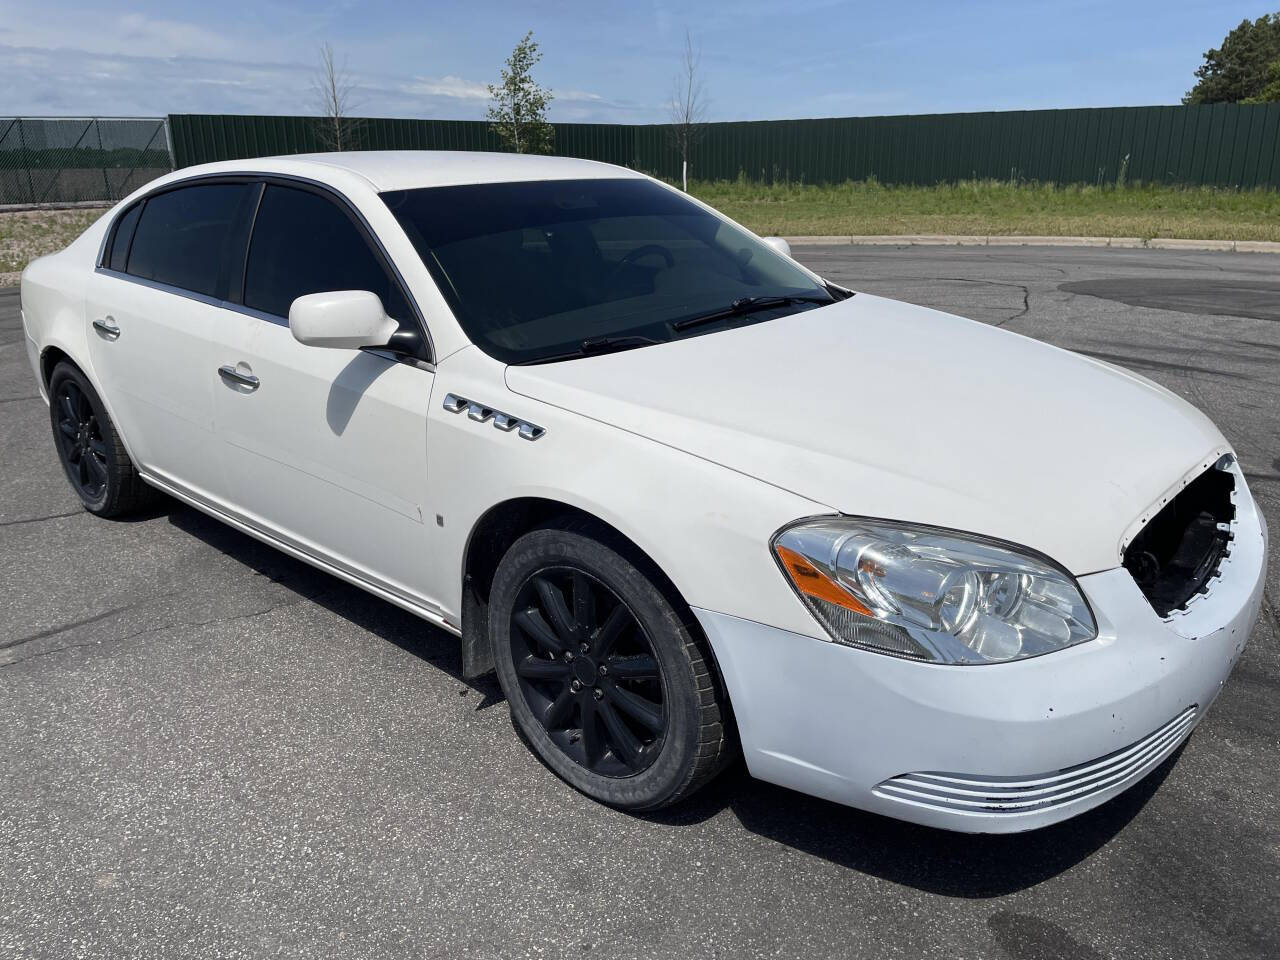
[1122,466,1235,617]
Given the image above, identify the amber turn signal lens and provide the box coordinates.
[774,544,873,616]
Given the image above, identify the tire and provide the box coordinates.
[47,361,157,518]
[489,520,735,810]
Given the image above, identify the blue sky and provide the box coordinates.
[1,2,1268,122]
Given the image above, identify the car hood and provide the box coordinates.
[505,294,1227,575]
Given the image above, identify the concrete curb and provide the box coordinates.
[784,235,1280,254]
[0,201,113,214]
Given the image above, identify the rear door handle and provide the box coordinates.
[92,316,121,340]
[218,364,260,391]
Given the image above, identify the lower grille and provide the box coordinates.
[873,707,1197,815]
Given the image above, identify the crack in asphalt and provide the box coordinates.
[0,394,40,405]
[0,509,83,528]
[0,602,146,651]
[999,285,1031,327]
[916,277,1034,327]
[1,529,330,665]
[0,591,326,669]
[875,276,1034,330]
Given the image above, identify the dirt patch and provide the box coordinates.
[0,207,106,278]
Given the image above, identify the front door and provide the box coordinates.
[212,182,439,606]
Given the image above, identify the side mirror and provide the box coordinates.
[761,236,792,258]
[289,290,399,350]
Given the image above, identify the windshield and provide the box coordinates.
[381,178,833,364]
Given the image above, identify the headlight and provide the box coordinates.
[772,518,1097,664]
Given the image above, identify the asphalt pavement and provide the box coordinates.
[2,245,1278,959]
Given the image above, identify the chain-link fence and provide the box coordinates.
[0,117,174,206]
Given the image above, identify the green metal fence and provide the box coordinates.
[0,117,173,205]
[169,103,1280,189]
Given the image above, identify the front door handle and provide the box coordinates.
[92,316,121,340]
[218,363,260,391]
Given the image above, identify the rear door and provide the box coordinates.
[212,181,439,606]
[85,180,257,503]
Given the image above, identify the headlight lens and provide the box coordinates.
[773,519,1097,664]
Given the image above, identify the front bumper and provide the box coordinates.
[693,482,1267,834]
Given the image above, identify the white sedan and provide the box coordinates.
[20,152,1267,833]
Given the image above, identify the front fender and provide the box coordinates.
[424,348,830,640]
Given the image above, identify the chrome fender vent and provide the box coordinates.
[442,393,544,441]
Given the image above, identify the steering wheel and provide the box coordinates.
[619,244,675,269]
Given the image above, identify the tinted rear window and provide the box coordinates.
[243,184,410,321]
[126,183,250,298]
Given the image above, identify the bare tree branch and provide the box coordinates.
[667,29,708,190]
[313,42,362,151]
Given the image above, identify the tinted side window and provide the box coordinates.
[244,185,410,321]
[126,183,249,298]
[107,202,142,272]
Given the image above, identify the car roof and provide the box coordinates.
[181,150,648,193]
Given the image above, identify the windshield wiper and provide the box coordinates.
[579,335,661,355]
[515,334,662,365]
[670,294,834,332]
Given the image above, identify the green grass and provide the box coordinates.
[3,179,1279,283]
[689,178,1280,242]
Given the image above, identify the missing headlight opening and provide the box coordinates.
[1123,462,1236,617]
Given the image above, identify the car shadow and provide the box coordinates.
[164,497,1173,898]
[164,501,504,709]
[325,351,393,436]
[645,745,1179,898]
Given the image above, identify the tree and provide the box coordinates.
[1184,13,1280,104]
[487,31,554,154]
[1243,58,1280,103]
[314,42,361,151]
[666,29,707,191]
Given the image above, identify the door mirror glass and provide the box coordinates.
[289,290,398,350]
[761,236,792,258]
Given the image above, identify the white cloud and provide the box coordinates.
[555,88,604,104]
[3,8,236,60]
[115,12,234,58]
[403,75,491,101]
[0,42,647,123]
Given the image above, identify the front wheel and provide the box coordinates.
[489,522,734,810]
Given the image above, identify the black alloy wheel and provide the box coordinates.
[490,522,735,811]
[47,362,157,517]
[510,567,666,777]
[52,376,109,503]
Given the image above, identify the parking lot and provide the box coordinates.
[2,244,1278,960]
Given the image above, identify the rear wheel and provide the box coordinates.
[48,362,156,517]
[490,522,734,810]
